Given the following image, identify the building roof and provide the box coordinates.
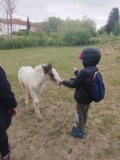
[2,18,41,30]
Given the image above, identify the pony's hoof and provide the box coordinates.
[37,115,42,121]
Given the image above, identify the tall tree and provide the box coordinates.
[82,15,97,37]
[0,0,19,39]
[27,16,30,31]
[105,7,119,34]
[59,18,83,32]
[41,17,63,32]
[97,26,106,35]
[113,22,120,36]
[0,0,10,39]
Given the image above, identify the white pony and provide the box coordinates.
[18,63,61,120]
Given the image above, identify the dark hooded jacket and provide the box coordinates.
[0,66,17,111]
[62,48,101,104]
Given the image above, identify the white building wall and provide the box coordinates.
[0,23,27,35]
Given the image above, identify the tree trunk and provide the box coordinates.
[10,14,12,40]
[7,12,9,40]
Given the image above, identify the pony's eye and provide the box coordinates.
[49,73,54,78]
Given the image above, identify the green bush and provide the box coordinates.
[89,38,101,45]
[63,29,92,46]
[0,29,104,50]
[0,37,40,49]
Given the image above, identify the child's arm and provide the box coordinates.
[73,67,79,77]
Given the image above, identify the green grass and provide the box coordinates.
[0,44,120,160]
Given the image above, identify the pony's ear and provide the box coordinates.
[42,63,52,74]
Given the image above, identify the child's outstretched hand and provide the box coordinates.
[73,67,77,72]
[58,79,64,85]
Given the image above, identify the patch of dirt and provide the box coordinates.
[8,92,120,160]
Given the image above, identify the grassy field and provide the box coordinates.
[0,43,120,160]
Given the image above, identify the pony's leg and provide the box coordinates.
[25,87,30,105]
[30,90,41,120]
[20,82,29,105]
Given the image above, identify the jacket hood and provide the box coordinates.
[82,48,101,67]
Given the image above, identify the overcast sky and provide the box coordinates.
[1,0,120,29]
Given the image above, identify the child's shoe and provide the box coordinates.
[72,126,78,131]
[71,130,86,139]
